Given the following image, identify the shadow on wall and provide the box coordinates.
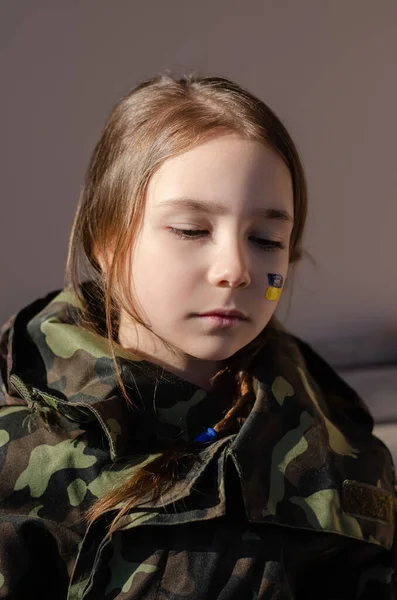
[311,330,397,372]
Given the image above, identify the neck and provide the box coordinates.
[117,314,223,392]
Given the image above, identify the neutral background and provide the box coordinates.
[1,0,396,369]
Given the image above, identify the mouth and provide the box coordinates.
[195,313,247,327]
[197,310,248,320]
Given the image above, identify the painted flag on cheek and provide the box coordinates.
[266,273,284,301]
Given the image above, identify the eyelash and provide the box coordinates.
[169,228,285,252]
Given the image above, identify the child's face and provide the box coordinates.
[119,132,294,387]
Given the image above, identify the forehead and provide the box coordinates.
[146,133,294,222]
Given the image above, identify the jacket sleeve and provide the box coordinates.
[291,528,397,600]
[351,506,397,599]
[0,509,79,600]
[0,403,83,600]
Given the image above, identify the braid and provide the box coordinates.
[212,371,256,437]
[87,360,259,536]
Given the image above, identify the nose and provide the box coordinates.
[208,236,251,288]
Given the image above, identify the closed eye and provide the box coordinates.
[169,228,285,252]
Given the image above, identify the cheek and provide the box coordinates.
[131,242,196,302]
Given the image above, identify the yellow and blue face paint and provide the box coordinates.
[265,273,284,301]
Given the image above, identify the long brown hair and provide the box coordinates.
[65,73,309,536]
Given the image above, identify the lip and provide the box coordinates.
[197,314,244,328]
[197,309,248,320]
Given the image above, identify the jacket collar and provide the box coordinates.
[1,285,395,550]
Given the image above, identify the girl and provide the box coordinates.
[0,73,396,600]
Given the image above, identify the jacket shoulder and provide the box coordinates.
[0,404,111,522]
[286,333,375,432]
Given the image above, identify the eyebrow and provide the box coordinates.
[158,197,294,224]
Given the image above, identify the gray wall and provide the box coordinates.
[1,0,396,368]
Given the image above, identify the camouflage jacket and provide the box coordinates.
[0,286,396,599]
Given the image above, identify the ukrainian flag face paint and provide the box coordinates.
[266,273,284,301]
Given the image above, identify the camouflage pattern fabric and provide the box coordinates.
[0,285,396,599]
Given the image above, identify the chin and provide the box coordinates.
[183,343,248,362]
